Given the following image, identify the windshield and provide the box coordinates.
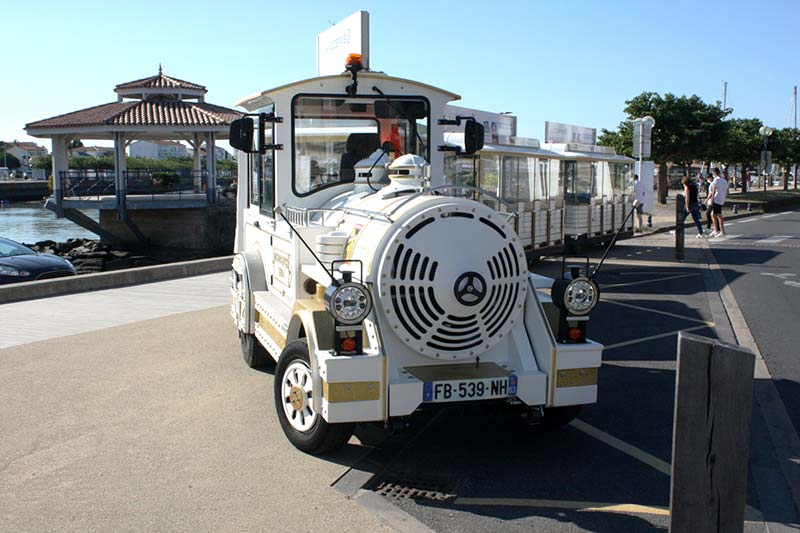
[292,95,430,196]
[0,238,36,257]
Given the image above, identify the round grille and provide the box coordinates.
[376,201,527,360]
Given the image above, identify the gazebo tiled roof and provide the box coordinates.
[25,69,241,133]
[115,72,206,93]
[26,99,241,129]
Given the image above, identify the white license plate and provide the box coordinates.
[423,375,517,403]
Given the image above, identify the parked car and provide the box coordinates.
[0,237,77,284]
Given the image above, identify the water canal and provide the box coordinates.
[0,202,99,244]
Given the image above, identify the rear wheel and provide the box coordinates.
[240,332,272,369]
[538,405,582,429]
[274,340,354,454]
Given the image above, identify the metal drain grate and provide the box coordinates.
[369,474,459,502]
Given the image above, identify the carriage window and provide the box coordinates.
[563,161,592,205]
[479,155,500,196]
[444,154,477,191]
[292,96,430,196]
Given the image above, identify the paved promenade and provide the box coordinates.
[0,275,389,532]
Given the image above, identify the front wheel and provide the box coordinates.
[274,340,354,454]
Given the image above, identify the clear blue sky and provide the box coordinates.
[3,0,798,148]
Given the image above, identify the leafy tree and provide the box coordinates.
[68,139,84,149]
[772,128,800,190]
[710,118,762,192]
[601,92,729,203]
[31,155,52,174]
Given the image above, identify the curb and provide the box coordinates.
[0,256,233,304]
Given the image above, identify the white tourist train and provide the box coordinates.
[228,55,605,454]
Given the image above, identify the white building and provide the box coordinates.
[129,140,190,159]
[69,146,114,158]
[6,142,49,167]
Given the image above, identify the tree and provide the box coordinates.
[68,139,84,149]
[31,155,52,175]
[601,92,730,203]
[710,118,762,192]
[772,128,800,190]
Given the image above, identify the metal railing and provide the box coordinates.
[124,169,208,200]
[58,170,116,202]
[58,168,236,204]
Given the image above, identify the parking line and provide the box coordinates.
[452,497,669,516]
[602,299,715,326]
[602,325,708,351]
[754,235,793,245]
[570,419,671,475]
[601,273,701,289]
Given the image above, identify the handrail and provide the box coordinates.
[385,185,519,218]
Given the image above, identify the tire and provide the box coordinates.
[274,339,354,454]
[240,331,272,369]
[538,405,582,430]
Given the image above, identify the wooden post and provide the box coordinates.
[675,193,685,261]
[670,332,755,533]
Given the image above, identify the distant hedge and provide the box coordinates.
[31,155,237,174]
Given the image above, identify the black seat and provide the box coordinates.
[340,133,380,181]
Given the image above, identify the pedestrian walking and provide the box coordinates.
[708,168,729,237]
[681,175,705,237]
[702,174,714,232]
[633,174,645,232]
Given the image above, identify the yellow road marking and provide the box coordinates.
[451,497,763,522]
[602,325,708,351]
[602,299,715,327]
[452,497,669,516]
[601,273,701,289]
[570,419,672,475]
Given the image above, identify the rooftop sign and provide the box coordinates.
[316,11,370,76]
[544,121,596,145]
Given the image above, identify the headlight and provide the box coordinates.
[0,265,31,277]
[324,281,372,325]
[562,278,598,315]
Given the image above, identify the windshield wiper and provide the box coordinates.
[371,86,427,157]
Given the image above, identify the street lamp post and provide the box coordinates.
[759,125,774,192]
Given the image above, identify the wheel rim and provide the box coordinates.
[281,360,317,432]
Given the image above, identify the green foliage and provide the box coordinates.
[31,155,52,173]
[68,139,84,149]
[711,118,763,167]
[772,128,800,167]
[0,151,21,169]
[63,156,237,173]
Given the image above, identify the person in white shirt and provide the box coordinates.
[708,168,729,237]
[632,174,645,231]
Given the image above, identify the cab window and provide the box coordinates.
[292,95,429,196]
[247,105,276,216]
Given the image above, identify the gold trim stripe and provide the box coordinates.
[257,311,286,349]
[322,381,380,403]
[556,367,599,388]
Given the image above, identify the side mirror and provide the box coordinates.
[463,119,485,155]
[229,117,256,153]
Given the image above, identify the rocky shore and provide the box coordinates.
[24,239,161,274]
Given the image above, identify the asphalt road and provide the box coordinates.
[708,209,800,435]
[342,236,783,531]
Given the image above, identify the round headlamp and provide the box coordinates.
[562,277,598,316]
[324,282,372,325]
